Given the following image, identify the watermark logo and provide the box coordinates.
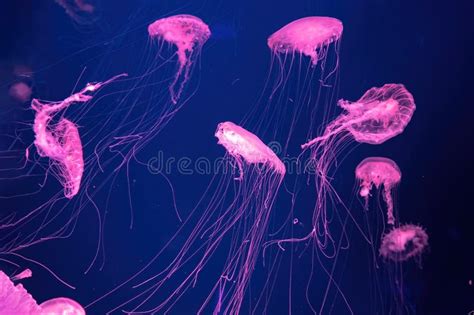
[146,141,316,176]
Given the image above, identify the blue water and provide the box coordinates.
[0,0,472,314]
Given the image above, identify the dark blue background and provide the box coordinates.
[0,0,473,314]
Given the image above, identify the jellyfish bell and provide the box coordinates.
[268,16,343,66]
[380,224,428,262]
[52,118,84,199]
[148,14,211,65]
[148,14,211,103]
[338,83,416,145]
[215,121,286,178]
[355,157,402,225]
[39,297,86,315]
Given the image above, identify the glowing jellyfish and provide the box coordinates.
[0,270,85,315]
[380,224,428,262]
[356,157,402,225]
[31,74,126,199]
[88,122,285,314]
[244,16,343,156]
[302,84,416,149]
[268,16,343,66]
[148,15,211,104]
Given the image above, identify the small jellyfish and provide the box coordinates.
[9,81,32,103]
[148,15,211,104]
[89,122,285,314]
[380,224,428,262]
[268,16,343,66]
[31,73,126,198]
[355,157,402,225]
[11,269,32,281]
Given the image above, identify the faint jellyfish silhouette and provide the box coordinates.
[380,224,428,262]
[355,157,402,225]
[0,270,85,315]
[297,84,415,245]
[31,74,126,198]
[9,81,32,104]
[54,0,97,25]
[148,15,211,104]
[88,122,285,315]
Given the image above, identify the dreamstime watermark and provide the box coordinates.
[146,141,316,176]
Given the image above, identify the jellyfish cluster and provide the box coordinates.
[0,10,431,315]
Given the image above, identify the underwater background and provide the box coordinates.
[0,0,473,314]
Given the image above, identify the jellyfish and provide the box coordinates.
[0,270,85,315]
[0,73,126,265]
[88,122,285,314]
[356,157,402,225]
[31,73,126,199]
[302,84,416,149]
[148,15,211,104]
[380,224,428,262]
[244,16,343,156]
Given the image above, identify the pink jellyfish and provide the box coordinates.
[0,270,85,315]
[148,15,211,104]
[244,16,343,156]
[31,74,126,199]
[299,84,415,242]
[88,122,285,314]
[302,84,416,149]
[355,157,402,225]
[380,224,428,262]
[268,16,343,66]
